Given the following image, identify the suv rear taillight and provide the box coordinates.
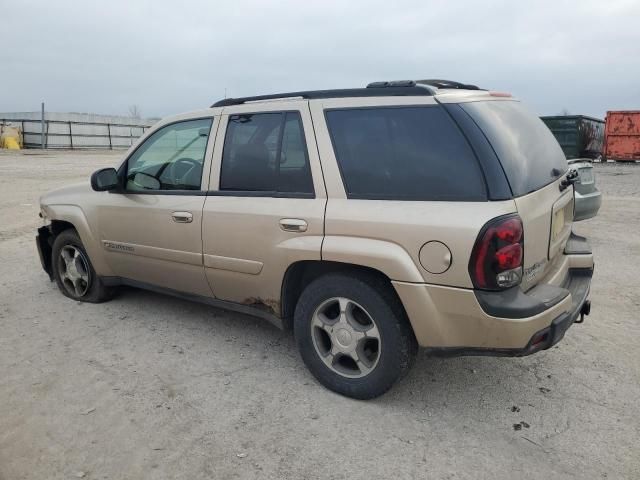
[469,214,524,290]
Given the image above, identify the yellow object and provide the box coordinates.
[3,137,20,149]
[0,124,23,149]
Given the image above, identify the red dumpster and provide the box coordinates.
[603,111,640,162]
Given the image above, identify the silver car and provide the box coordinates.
[570,159,602,221]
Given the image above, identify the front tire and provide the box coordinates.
[294,272,417,399]
[51,229,113,303]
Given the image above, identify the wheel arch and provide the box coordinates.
[42,205,114,277]
[280,260,410,331]
[49,219,76,235]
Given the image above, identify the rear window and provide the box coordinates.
[461,101,568,196]
[325,106,487,201]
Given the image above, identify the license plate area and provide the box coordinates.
[552,208,565,241]
[579,167,594,184]
[549,191,574,259]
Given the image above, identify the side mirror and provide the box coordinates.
[91,168,119,192]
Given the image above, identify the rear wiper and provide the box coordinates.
[559,169,579,191]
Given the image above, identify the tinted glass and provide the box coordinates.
[220,112,313,194]
[279,113,314,193]
[126,118,212,191]
[461,101,568,196]
[325,106,486,201]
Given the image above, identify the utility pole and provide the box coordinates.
[41,102,45,149]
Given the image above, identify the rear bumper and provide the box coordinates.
[574,188,602,221]
[523,271,591,354]
[392,241,593,355]
[460,268,591,357]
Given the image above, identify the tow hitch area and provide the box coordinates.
[575,300,591,324]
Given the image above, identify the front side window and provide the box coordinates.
[125,118,212,192]
[220,112,314,195]
[325,106,487,201]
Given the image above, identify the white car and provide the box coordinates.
[570,159,602,221]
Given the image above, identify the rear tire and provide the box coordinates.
[51,229,114,303]
[294,272,417,399]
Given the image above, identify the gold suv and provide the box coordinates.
[36,80,594,399]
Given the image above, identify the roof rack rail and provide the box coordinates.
[211,85,432,107]
[366,80,417,88]
[416,79,483,90]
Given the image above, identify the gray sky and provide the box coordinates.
[2,0,639,119]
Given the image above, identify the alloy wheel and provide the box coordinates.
[310,297,381,378]
[57,245,90,297]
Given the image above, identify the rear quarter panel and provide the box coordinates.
[322,199,517,287]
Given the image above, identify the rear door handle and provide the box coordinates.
[172,211,193,223]
[279,218,308,232]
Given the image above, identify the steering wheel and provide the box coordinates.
[166,157,200,185]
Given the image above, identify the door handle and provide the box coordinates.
[172,211,193,223]
[279,218,308,232]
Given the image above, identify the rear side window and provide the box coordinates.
[220,112,314,195]
[461,101,568,196]
[325,106,486,201]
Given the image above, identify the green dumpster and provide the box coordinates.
[540,115,605,159]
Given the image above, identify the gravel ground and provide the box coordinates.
[0,151,638,480]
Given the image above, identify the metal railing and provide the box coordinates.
[0,118,150,149]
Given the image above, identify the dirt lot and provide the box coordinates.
[0,150,638,480]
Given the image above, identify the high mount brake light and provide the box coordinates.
[469,215,524,290]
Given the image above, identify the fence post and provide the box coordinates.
[107,124,112,149]
[41,102,45,149]
[69,121,73,149]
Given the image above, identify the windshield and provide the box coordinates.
[461,100,568,196]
